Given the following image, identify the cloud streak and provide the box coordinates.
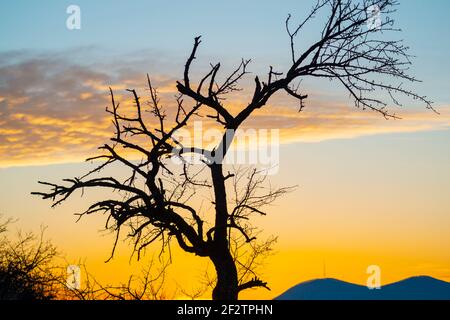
[0,52,448,168]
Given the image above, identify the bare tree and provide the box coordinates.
[0,218,60,300]
[33,0,433,300]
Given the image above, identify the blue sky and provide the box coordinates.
[1,0,449,103]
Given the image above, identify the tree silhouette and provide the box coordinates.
[33,0,433,300]
[0,218,60,300]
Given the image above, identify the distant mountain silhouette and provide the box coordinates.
[276,276,450,300]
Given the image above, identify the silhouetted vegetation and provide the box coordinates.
[0,218,60,300]
[33,0,432,300]
[62,259,172,300]
[0,217,172,300]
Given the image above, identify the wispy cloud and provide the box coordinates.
[0,52,448,168]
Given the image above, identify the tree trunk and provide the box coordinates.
[210,163,238,300]
[211,248,239,300]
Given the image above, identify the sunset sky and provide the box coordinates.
[1,0,449,299]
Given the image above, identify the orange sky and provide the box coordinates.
[1,125,449,299]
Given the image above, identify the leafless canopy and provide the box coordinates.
[33,0,432,300]
[0,220,60,300]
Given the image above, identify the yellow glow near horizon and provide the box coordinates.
[2,126,448,300]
